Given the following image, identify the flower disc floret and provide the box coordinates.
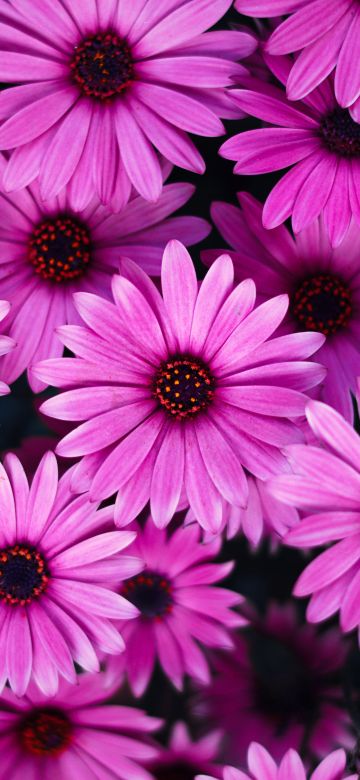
[19,709,72,756]
[321,109,360,158]
[71,32,133,100]
[291,273,352,336]
[123,571,173,618]
[0,544,49,606]
[153,356,215,418]
[28,215,92,283]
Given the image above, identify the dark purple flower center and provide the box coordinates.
[28,214,92,283]
[320,108,360,157]
[153,762,198,780]
[0,544,49,606]
[123,571,173,619]
[71,32,133,100]
[154,357,215,418]
[291,273,352,336]
[19,708,72,756]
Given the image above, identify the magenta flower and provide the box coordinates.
[196,744,356,780]
[0,171,208,392]
[0,0,255,207]
[35,241,326,533]
[185,475,300,547]
[0,672,161,780]
[195,602,353,764]
[0,450,142,697]
[237,0,360,109]
[221,61,360,247]
[204,192,360,421]
[0,300,14,395]
[148,721,221,780]
[270,399,360,640]
[106,518,245,695]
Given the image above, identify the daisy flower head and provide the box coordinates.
[221,60,360,248]
[270,398,360,643]
[148,721,222,780]
[0,300,14,395]
[0,672,162,780]
[0,450,143,697]
[195,602,352,765]
[0,166,209,393]
[0,0,256,208]
[35,241,326,533]
[204,192,360,421]
[106,518,245,696]
[196,744,357,780]
[237,0,360,109]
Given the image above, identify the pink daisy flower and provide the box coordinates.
[204,192,360,421]
[0,299,14,395]
[195,602,353,764]
[148,721,222,780]
[35,240,326,533]
[0,0,255,207]
[0,449,142,697]
[237,0,360,109]
[106,518,245,695]
[196,744,357,780]
[270,399,360,642]
[0,672,161,780]
[220,60,360,248]
[0,167,208,392]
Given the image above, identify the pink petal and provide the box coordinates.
[115,101,162,202]
[133,0,232,58]
[0,87,77,149]
[150,423,185,529]
[39,100,92,199]
[161,239,198,350]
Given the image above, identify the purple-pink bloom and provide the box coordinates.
[237,0,360,109]
[196,744,357,780]
[0,672,161,780]
[195,602,353,764]
[270,399,360,641]
[0,450,142,697]
[0,166,208,392]
[106,518,245,695]
[148,721,222,780]
[204,192,360,421]
[0,299,14,395]
[35,240,326,533]
[0,0,255,207]
[220,59,360,247]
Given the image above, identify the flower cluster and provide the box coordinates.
[0,0,360,777]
